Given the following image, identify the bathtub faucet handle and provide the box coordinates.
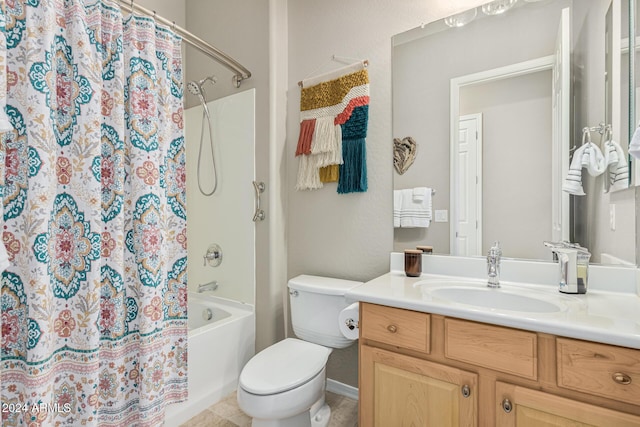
[203,244,223,267]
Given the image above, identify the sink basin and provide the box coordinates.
[415,279,567,313]
[430,287,561,313]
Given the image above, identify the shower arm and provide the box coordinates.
[116,0,251,87]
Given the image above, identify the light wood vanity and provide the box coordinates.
[359,302,640,426]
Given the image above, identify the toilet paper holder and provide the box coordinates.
[344,318,359,331]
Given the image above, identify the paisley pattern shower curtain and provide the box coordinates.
[0,1,188,426]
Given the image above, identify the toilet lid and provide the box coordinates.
[240,338,331,395]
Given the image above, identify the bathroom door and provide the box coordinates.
[454,114,482,257]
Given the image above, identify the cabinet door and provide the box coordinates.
[360,345,477,426]
[496,381,640,427]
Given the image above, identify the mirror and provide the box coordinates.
[392,0,636,265]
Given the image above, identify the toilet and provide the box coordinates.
[237,275,362,427]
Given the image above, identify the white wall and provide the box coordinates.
[184,90,256,304]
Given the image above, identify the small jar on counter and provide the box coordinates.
[404,249,422,277]
[416,245,433,254]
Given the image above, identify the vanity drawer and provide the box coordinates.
[360,303,430,353]
[444,318,538,380]
[557,338,640,405]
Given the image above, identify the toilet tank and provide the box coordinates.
[288,275,362,349]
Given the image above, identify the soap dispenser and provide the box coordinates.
[543,241,591,294]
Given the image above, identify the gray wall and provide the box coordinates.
[286,0,490,389]
[461,73,553,260]
[573,0,636,264]
[392,0,569,256]
[184,0,287,353]
[176,0,636,391]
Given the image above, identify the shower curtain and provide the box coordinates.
[0,1,188,426]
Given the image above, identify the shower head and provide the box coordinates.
[187,75,218,97]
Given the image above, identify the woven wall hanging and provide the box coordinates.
[295,61,370,193]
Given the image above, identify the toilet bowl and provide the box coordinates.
[237,339,331,427]
[237,275,362,427]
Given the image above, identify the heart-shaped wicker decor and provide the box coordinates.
[393,136,417,175]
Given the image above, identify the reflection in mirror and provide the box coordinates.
[392,0,636,265]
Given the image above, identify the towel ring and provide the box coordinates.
[605,124,613,142]
[581,128,592,146]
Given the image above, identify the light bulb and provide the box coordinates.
[444,8,478,28]
[482,0,517,16]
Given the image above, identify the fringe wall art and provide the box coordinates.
[295,61,370,193]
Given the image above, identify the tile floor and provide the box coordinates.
[180,390,358,427]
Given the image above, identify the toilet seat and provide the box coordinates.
[239,338,331,395]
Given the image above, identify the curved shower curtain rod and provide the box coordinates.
[115,0,252,88]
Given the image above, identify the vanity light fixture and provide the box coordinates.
[482,0,517,16]
[444,7,478,28]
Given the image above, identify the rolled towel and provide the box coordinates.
[581,142,606,176]
[603,139,629,192]
[563,144,588,196]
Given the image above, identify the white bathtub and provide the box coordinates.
[165,292,255,426]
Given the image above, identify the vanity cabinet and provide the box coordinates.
[359,303,640,426]
[495,382,640,427]
[360,345,477,426]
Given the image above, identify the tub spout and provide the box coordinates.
[197,281,218,293]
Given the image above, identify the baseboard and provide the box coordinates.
[326,378,359,401]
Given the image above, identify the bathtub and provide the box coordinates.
[165,292,255,426]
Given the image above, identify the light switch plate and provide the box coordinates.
[435,210,448,222]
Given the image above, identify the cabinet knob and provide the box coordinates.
[612,372,632,385]
[461,385,471,398]
[387,324,398,333]
[502,398,513,413]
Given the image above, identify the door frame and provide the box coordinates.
[450,55,556,256]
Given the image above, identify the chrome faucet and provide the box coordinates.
[487,241,502,288]
[197,281,218,293]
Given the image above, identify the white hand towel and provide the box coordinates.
[563,144,588,196]
[629,123,640,159]
[393,190,402,228]
[399,188,432,228]
[603,139,629,193]
[412,187,429,202]
[581,142,606,176]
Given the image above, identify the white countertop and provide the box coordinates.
[346,271,640,350]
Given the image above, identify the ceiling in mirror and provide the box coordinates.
[392,0,636,266]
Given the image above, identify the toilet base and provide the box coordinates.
[251,411,311,427]
[310,402,331,427]
[249,400,331,427]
